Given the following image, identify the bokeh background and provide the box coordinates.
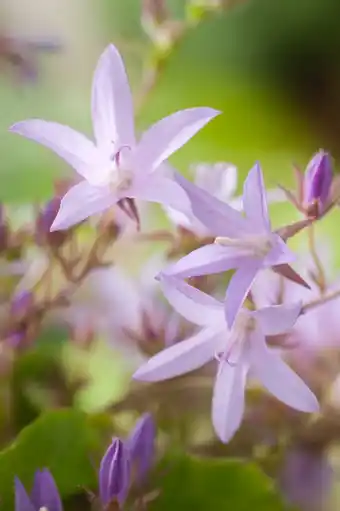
[2,0,340,509]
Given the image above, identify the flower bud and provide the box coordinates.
[127,413,156,484]
[99,438,130,507]
[10,290,33,320]
[15,469,62,511]
[36,197,67,247]
[303,151,332,216]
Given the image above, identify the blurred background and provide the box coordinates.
[3,0,340,509]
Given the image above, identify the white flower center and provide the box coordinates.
[214,235,273,258]
[216,311,256,366]
[39,507,49,511]
[108,145,133,192]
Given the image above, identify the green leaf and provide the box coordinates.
[0,409,102,509]
[150,455,287,511]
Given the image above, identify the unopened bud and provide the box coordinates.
[10,290,33,320]
[303,151,332,216]
[127,413,156,485]
[36,197,67,247]
[99,438,130,507]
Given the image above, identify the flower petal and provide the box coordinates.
[137,107,220,172]
[133,328,217,382]
[255,302,302,335]
[159,275,225,327]
[194,162,238,202]
[264,234,296,266]
[51,181,116,231]
[14,478,35,511]
[250,330,319,412]
[174,172,249,237]
[92,44,135,150]
[129,175,191,213]
[243,163,270,232]
[212,354,249,443]
[10,120,100,182]
[163,243,243,279]
[31,469,62,511]
[224,261,261,328]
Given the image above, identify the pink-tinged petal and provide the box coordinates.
[159,275,224,327]
[250,330,319,413]
[174,172,249,237]
[130,175,191,213]
[91,44,135,150]
[264,234,296,266]
[225,261,261,328]
[163,244,244,279]
[51,181,116,231]
[137,108,220,172]
[243,163,270,232]
[212,353,249,443]
[15,478,35,511]
[10,120,100,182]
[133,328,217,381]
[255,302,302,336]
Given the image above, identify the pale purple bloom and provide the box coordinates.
[127,413,156,484]
[133,276,319,443]
[15,469,62,511]
[164,162,285,237]
[303,150,332,214]
[99,438,130,506]
[279,447,332,511]
[163,163,296,327]
[10,44,219,231]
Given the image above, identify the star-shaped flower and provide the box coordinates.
[133,276,319,443]
[10,44,219,231]
[162,163,298,327]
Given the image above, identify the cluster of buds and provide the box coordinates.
[14,414,156,510]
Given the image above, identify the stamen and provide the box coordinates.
[214,235,273,258]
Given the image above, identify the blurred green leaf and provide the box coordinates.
[150,454,287,511]
[0,409,101,509]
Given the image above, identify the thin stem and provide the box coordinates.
[302,287,340,313]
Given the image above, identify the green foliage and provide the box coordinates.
[0,409,102,509]
[150,454,288,511]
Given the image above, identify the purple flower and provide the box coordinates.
[279,447,332,511]
[10,44,219,231]
[163,163,296,327]
[99,438,130,507]
[15,469,62,511]
[127,413,156,484]
[133,276,318,443]
[303,150,332,216]
[11,291,33,319]
[164,162,285,237]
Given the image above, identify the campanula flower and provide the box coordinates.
[15,469,62,511]
[10,44,219,231]
[99,438,130,507]
[127,413,156,484]
[303,151,332,212]
[133,276,318,443]
[163,163,297,327]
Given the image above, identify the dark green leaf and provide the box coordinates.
[150,454,288,511]
[0,409,102,509]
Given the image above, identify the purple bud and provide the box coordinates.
[15,469,62,511]
[11,291,33,319]
[303,151,332,214]
[36,197,66,247]
[127,413,156,484]
[31,469,63,511]
[99,438,130,507]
